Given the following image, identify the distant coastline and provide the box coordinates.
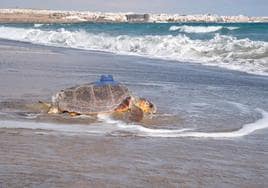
[0,8,268,23]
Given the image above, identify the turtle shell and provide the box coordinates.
[54,83,130,114]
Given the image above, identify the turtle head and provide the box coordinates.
[134,98,157,114]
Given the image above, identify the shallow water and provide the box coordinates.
[0,39,268,187]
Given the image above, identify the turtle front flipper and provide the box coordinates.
[128,105,144,122]
[114,96,131,113]
[68,112,80,117]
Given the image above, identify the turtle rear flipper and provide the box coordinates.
[128,105,144,122]
[38,101,54,112]
[38,101,60,114]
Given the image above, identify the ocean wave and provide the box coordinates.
[0,26,267,75]
[169,25,239,33]
[34,24,44,28]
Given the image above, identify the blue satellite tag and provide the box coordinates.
[94,75,118,86]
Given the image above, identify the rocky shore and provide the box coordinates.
[0,9,267,23]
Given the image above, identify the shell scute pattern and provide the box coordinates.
[75,86,92,104]
[56,83,130,114]
[110,84,128,104]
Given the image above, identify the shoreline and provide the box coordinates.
[1,37,268,135]
[0,8,268,23]
[0,38,268,187]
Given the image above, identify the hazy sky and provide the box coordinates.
[0,0,267,16]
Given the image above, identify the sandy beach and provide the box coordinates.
[0,39,268,187]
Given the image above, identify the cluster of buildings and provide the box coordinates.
[149,13,268,23]
[0,9,267,23]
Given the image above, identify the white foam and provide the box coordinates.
[228,26,240,30]
[33,24,44,28]
[169,25,239,33]
[0,26,267,75]
[97,114,193,134]
[99,109,268,138]
[0,109,268,139]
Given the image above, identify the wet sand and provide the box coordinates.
[0,39,268,187]
[1,128,268,188]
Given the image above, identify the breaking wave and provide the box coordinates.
[33,24,44,28]
[169,25,239,33]
[0,26,267,75]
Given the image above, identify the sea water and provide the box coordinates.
[0,22,267,75]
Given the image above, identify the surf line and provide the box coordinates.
[0,109,267,139]
[103,109,268,138]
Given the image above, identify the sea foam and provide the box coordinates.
[169,25,239,33]
[0,26,267,75]
[100,109,268,138]
[33,24,44,28]
[1,109,267,139]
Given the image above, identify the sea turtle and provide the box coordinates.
[42,75,156,122]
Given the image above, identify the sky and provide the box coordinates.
[0,0,267,16]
